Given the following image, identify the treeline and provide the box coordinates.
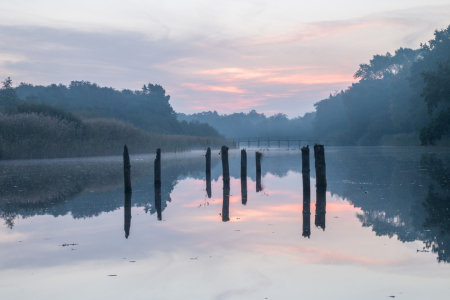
[1,79,220,137]
[0,102,231,160]
[312,25,450,146]
[178,110,315,138]
[179,26,450,146]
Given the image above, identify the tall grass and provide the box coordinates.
[0,113,234,160]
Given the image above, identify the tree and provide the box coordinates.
[419,62,450,145]
[416,26,450,145]
[0,77,19,109]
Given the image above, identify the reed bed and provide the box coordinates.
[0,113,234,160]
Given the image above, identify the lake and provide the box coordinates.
[1,147,450,300]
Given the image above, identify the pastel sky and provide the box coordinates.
[1,1,449,117]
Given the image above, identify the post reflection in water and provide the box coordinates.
[256,172,262,193]
[206,172,212,199]
[124,192,132,239]
[241,149,247,205]
[302,174,311,238]
[256,152,263,192]
[155,184,162,221]
[222,186,230,222]
[241,177,247,205]
[315,188,326,230]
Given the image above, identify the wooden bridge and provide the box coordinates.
[231,136,352,148]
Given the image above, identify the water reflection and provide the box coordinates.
[315,188,326,230]
[2,148,450,264]
[302,173,311,238]
[241,149,247,205]
[124,192,132,239]
[241,177,247,206]
[206,172,212,199]
[155,184,162,221]
[222,186,230,222]
[256,172,262,192]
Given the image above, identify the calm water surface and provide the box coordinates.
[1,147,450,300]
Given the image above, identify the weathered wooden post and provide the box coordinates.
[123,145,132,193]
[155,184,162,221]
[221,146,230,188]
[241,149,247,180]
[301,145,310,174]
[256,151,262,174]
[314,145,327,189]
[256,151,263,192]
[154,148,161,186]
[124,192,132,239]
[241,149,247,205]
[248,138,250,148]
[206,147,211,174]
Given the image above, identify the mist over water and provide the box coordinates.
[1,147,450,299]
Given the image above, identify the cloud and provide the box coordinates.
[0,4,449,116]
[182,83,247,93]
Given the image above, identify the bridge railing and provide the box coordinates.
[230,136,352,147]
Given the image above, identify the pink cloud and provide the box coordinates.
[263,73,354,84]
[264,93,294,98]
[182,83,247,93]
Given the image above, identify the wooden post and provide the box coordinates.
[206,147,211,174]
[154,148,161,186]
[301,145,310,174]
[241,149,247,205]
[124,192,132,239]
[155,183,162,221]
[256,151,263,192]
[258,140,260,148]
[278,140,280,148]
[313,145,327,189]
[221,146,230,188]
[241,149,247,179]
[248,138,250,148]
[123,145,132,193]
[268,138,270,148]
[288,140,290,148]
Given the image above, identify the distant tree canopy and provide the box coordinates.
[177,110,315,138]
[0,77,19,108]
[312,25,450,146]
[8,80,221,137]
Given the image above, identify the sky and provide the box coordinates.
[0,1,449,117]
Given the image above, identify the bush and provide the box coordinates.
[0,113,234,160]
